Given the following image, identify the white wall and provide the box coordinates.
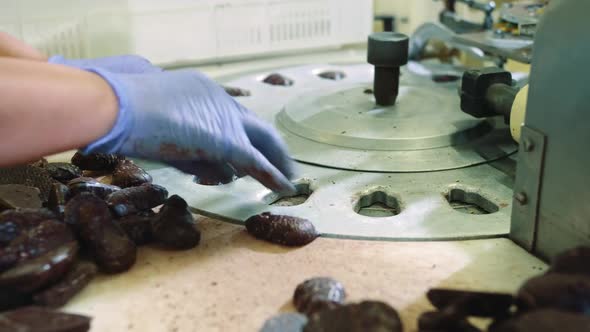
[2,0,373,64]
[374,0,440,35]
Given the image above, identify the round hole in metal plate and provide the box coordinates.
[317,70,347,81]
[445,188,499,215]
[264,182,312,207]
[354,191,401,218]
[432,74,460,83]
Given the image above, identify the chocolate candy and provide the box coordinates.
[43,163,82,183]
[0,306,91,332]
[107,184,168,217]
[317,71,346,81]
[0,219,75,272]
[0,165,54,202]
[426,288,514,317]
[117,211,155,246]
[293,277,346,316]
[491,309,590,332]
[0,242,78,293]
[549,246,590,276]
[47,183,70,219]
[0,184,42,210]
[245,213,318,247]
[67,177,120,200]
[0,208,56,247]
[111,160,152,188]
[151,195,200,250]
[223,86,252,97]
[33,260,97,307]
[71,152,124,172]
[304,301,402,332]
[65,193,136,273]
[263,73,294,86]
[517,273,590,313]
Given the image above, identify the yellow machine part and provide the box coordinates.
[510,84,529,142]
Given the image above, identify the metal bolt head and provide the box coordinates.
[514,192,528,205]
[367,32,409,67]
[523,139,535,152]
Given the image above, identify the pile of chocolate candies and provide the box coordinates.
[0,152,200,330]
[259,246,590,332]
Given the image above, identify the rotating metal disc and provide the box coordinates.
[145,61,519,241]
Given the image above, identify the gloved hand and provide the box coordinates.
[48,54,162,74]
[84,68,296,194]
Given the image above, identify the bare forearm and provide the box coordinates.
[0,32,47,61]
[0,57,118,166]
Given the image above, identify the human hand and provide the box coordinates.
[83,68,295,194]
[48,54,162,74]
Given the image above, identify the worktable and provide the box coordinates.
[52,49,544,331]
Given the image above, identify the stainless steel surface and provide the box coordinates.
[271,63,516,172]
[409,23,485,60]
[452,31,533,64]
[510,0,590,260]
[510,126,545,251]
[148,160,514,241]
[143,60,519,240]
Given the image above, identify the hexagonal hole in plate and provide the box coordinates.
[445,188,499,215]
[264,181,313,207]
[354,190,401,218]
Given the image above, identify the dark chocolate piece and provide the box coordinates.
[0,184,42,210]
[262,73,294,86]
[0,208,56,247]
[260,313,308,332]
[304,301,403,332]
[223,86,252,97]
[43,163,82,183]
[117,211,155,245]
[0,288,32,312]
[317,71,346,81]
[33,261,97,307]
[47,183,70,219]
[67,177,121,200]
[549,246,590,276]
[417,311,481,332]
[65,193,136,273]
[151,195,200,250]
[491,309,590,332]
[0,219,75,272]
[0,242,78,293]
[70,151,124,171]
[245,213,318,246]
[0,165,54,202]
[426,288,514,317]
[293,277,346,316]
[0,306,91,332]
[29,158,48,168]
[106,183,168,217]
[111,160,152,188]
[517,273,590,313]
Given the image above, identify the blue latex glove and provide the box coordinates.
[48,54,162,74]
[51,55,243,185]
[84,68,296,194]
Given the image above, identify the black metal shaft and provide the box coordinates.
[373,67,400,106]
[484,83,519,117]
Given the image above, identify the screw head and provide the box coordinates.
[514,192,528,205]
[367,32,409,67]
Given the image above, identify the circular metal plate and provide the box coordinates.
[143,61,518,241]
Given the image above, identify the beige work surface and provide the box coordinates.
[64,217,546,332]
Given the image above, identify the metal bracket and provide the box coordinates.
[510,126,546,251]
